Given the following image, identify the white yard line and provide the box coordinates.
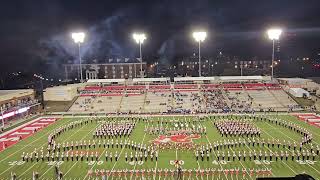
[264,122,320,175]
[0,118,68,163]
[153,161,158,180]
[104,139,127,180]
[175,148,178,160]
[260,127,298,175]
[0,116,45,137]
[208,137,253,180]
[129,121,149,180]
[0,119,73,177]
[64,123,102,177]
[268,115,320,138]
[39,120,93,179]
[266,120,320,146]
[242,139,275,177]
[209,121,253,180]
[205,135,229,180]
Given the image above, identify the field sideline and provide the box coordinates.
[0,114,319,179]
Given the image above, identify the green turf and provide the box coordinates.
[0,114,319,179]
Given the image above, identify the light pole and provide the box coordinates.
[193,31,207,77]
[133,33,146,78]
[267,28,282,80]
[71,32,85,82]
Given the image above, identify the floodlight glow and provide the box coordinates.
[193,31,207,42]
[71,32,85,43]
[267,28,282,40]
[133,33,146,44]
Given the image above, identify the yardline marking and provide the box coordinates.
[0,119,69,163]
[0,119,72,177]
[206,122,254,180]
[153,161,158,180]
[19,120,88,178]
[242,138,275,177]
[264,122,320,175]
[64,123,102,178]
[17,161,39,179]
[196,161,201,180]
[39,121,97,179]
[266,120,320,146]
[268,115,320,138]
[229,144,255,180]
[204,135,229,180]
[228,119,276,176]
[176,148,178,160]
[260,128,298,175]
[130,121,149,180]
[209,121,254,180]
[105,137,127,180]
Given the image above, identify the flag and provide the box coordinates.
[125,58,129,62]
[108,59,113,63]
[117,58,121,63]
[137,58,142,62]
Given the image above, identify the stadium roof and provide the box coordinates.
[219,76,264,81]
[277,78,312,84]
[86,79,126,83]
[174,77,216,82]
[174,76,268,82]
[0,89,34,102]
[132,77,170,83]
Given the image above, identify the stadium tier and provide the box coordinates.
[68,81,300,114]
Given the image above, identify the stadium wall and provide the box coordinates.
[44,85,80,101]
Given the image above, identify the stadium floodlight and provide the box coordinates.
[267,29,282,41]
[132,33,146,78]
[71,32,86,82]
[193,31,207,77]
[267,28,282,80]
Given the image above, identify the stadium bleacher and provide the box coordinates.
[68,80,301,114]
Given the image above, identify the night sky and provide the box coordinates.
[1,0,320,80]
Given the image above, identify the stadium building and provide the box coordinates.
[63,59,147,80]
[0,89,41,125]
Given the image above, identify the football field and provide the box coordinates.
[0,114,319,179]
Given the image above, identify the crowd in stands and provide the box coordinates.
[1,99,38,114]
[69,82,303,114]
